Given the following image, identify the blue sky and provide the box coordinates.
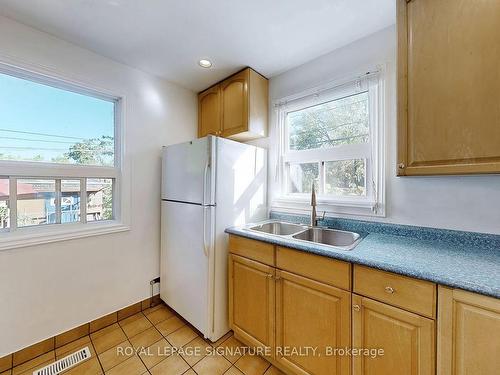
[0,72,114,164]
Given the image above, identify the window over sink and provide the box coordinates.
[273,70,385,216]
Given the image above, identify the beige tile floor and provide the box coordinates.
[4,304,284,375]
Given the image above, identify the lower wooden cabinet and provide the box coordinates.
[228,254,275,351]
[437,286,500,375]
[275,270,351,375]
[227,236,498,375]
[352,294,435,375]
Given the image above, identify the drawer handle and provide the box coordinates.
[385,286,395,294]
[353,304,360,311]
[267,274,273,278]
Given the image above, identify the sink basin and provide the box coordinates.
[292,227,361,250]
[248,222,307,235]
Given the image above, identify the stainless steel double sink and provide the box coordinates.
[246,221,362,251]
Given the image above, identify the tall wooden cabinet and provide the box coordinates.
[198,68,268,141]
[397,0,500,175]
[437,286,500,375]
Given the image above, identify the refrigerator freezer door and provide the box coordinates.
[160,200,214,337]
[161,136,215,205]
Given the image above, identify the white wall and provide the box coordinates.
[0,16,197,355]
[267,26,500,235]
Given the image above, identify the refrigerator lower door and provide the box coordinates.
[160,200,214,337]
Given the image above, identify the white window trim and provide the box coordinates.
[270,67,386,217]
[0,56,130,251]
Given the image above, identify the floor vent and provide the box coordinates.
[33,346,91,375]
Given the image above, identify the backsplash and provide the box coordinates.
[270,211,500,251]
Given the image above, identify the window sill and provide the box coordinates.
[0,221,130,251]
[272,196,385,217]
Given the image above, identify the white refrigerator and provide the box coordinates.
[160,136,267,341]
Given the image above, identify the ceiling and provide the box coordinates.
[0,0,395,91]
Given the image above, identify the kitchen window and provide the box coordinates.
[0,62,127,249]
[273,71,385,216]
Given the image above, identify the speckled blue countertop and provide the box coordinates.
[225,213,500,299]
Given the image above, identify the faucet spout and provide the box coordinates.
[311,182,317,226]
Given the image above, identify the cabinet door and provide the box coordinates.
[352,294,435,375]
[228,254,275,351]
[221,69,249,138]
[198,85,221,137]
[437,286,500,375]
[397,0,500,175]
[276,270,351,375]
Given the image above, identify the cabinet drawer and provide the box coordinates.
[228,235,275,266]
[354,265,436,318]
[276,247,351,290]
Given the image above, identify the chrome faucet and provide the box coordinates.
[310,182,325,226]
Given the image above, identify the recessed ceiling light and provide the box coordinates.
[198,59,213,68]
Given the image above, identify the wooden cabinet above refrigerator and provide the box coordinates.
[198,67,268,141]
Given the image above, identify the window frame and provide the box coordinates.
[272,69,386,217]
[0,59,129,250]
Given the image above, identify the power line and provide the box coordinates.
[0,128,90,140]
[0,146,113,152]
[0,136,79,144]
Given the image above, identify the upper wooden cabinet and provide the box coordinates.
[198,85,221,138]
[397,0,500,175]
[437,286,500,375]
[220,69,249,138]
[198,68,268,141]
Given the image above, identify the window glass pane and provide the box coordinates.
[324,159,366,196]
[288,163,319,194]
[61,179,81,223]
[0,178,9,229]
[17,179,56,227]
[0,72,115,166]
[288,92,369,151]
[87,178,113,221]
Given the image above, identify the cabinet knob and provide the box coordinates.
[353,304,360,311]
[385,286,395,294]
[398,163,405,169]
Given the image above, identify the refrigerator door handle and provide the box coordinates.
[202,206,210,257]
[202,160,209,206]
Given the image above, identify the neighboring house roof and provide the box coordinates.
[0,179,105,200]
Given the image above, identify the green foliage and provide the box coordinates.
[325,160,365,196]
[0,204,8,228]
[66,135,114,166]
[289,93,369,151]
[288,92,369,196]
[102,183,113,220]
[51,155,71,163]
